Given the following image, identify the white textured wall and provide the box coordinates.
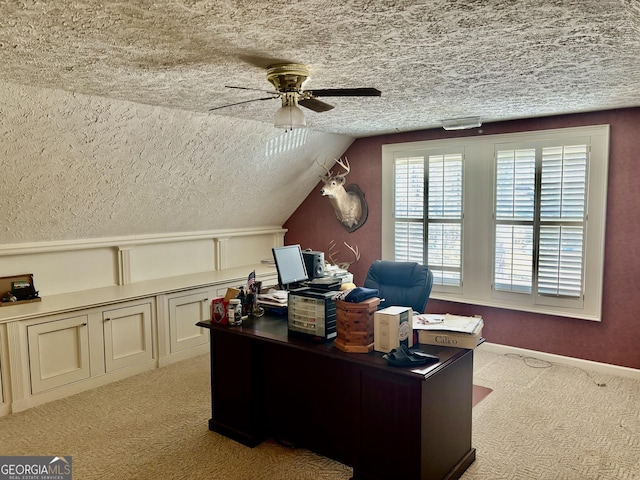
[0,82,353,244]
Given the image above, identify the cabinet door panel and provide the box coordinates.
[168,291,209,353]
[28,315,91,393]
[103,303,153,372]
[0,330,4,405]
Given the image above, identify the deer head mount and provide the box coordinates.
[317,157,368,232]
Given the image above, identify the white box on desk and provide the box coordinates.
[374,306,413,353]
[417,319,483,349]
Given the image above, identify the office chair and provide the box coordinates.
[363,260,434,313]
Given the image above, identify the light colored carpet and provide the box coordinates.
[465,351,640,480]
[1,348,638,479]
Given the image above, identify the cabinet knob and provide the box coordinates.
[104,318,111,322]
[81,322,87,326]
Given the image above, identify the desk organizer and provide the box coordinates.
[334,297,380,353]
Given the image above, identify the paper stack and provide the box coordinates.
[257,289,289,308]
[413,314,483,349]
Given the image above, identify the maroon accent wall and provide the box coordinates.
[284,108,640,370]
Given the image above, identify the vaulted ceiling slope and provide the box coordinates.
[1,0,639,137]
[0,81,353,244]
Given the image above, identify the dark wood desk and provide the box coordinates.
[197,315,475,480]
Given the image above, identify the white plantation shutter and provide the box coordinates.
[394,222,424,262]
[494,224,534,293]
[494,143,588,299]
[393,151,463,288]
[538,145,587,297]
[427,153,463,286]
[494,149,535,293]
[538,226,584,296]
[394,156,424,262]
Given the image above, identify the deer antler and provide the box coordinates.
[327,240,360,270]
[334,157,350,178]
[344,241,360,263]
[316,160,334,179]
[327,240,340,266]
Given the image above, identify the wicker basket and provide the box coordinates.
[333,297,380,353]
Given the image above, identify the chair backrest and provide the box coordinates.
[363,260,434,313]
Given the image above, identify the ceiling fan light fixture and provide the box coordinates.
[440,116,482,131]
[274,94,306,131]
[274,104,306,131]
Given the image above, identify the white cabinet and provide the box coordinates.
[14,298,155,406]
[0,364,3,408]
[158,280,262,364]
[28,314,91,394]
[0,266,280,415]
[0,331,7,415]
[166,289,211,354]
[103,302,153,372]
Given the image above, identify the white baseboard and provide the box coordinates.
[10,361,157,414]
[158,344,209,368]
[480,342,640,381]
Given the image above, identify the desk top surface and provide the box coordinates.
[198,314,471,380]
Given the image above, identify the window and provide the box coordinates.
[394,151,463,291]
[494,142,588,310]
[382,126,609,321]
[394,155,425,263]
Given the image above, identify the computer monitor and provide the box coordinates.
[272,244,309,290]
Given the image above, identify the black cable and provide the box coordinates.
[504,353,607,387]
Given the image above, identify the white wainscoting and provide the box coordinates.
[129,240,216,283]
[0,227,286,296]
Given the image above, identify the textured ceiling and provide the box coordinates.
[1,0,639,137]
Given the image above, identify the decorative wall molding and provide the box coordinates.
[6,321,26,403]
[0,227,287,256]
[117,246,134,285]
[214,237,230,271]
[0,228,287,296]
[0,324,13,408]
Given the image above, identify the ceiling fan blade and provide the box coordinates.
[307,88,381,97]
[225,85,280,95]
[299,97,335,113]
[208,96,278,111]
[238,53,298,69]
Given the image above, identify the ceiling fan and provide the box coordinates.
[209,63,381,130]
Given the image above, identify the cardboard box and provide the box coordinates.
[417,319,483,349]
[374,306,413,353]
